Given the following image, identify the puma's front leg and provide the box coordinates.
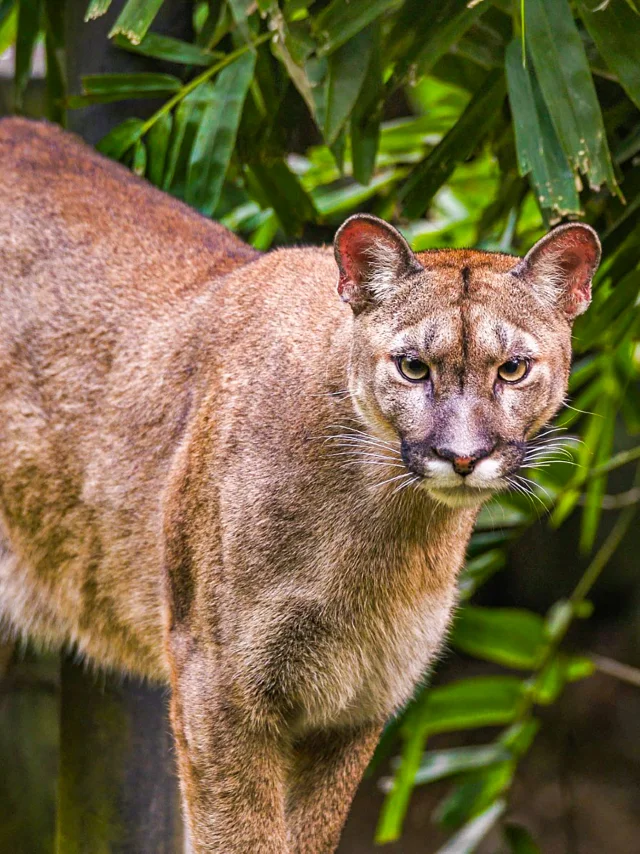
[286,723,383,854]
[167,630,291,854]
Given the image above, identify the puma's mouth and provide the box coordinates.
[424,482,503,508]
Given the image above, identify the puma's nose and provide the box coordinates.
[433,446,493,476]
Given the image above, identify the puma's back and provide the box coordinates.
[0,117,258,303]
[0,118,259,673]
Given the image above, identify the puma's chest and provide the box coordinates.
[297,557,460,730]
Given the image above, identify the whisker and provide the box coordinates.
[324,436,402,452]
[372,472,414,490]
[391,475,420,496]
[532,426,568,440]
[562,401,601,418]
[306,389,351,399]
[326,424,399,450]
[529,437,581,449]
[335,459,407,469]
[526,445,575,457]
[506,476,545,518]
[325,448,401,460]
[525,448,573,460]
[319,436,402,456]
[514,474,553,504]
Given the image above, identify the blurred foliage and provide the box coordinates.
[4,0,640,850]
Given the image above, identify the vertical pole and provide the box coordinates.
[57,2,194,851]
[56,659,183,854]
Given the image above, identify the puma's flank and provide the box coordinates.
[0,118,600,852]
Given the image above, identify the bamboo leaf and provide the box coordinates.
[350,25,382,185]
[387,0,487,89]
[131,139,147,176]
[246,158,316,234]
[187,51,256,216]
[580,401,616,553]
[109,0,164,45]
[375,725,425,843]
[505,40,580,220]
[504,823,542,854]
[525,0,618,194]
[313,0,400,57]
[578,0,640,112]
[413,744,512,786]
[405,676,523,736]
[533,657,566,705]
[14,0,41,112]
[113,32,222,66]
[146,112,172,187]
[226,0,253,42]
[84,0,112,20]
[458,549,507,599]
[435,764,512,830]
[83,71,181,95]
[451,607,545,670]
[161,86,210,191]
[436,799,507,853]
[0,4,17,58]
[400,70,506,219]
[269,15,317,117]
[43,0,66,125]
[68,71,182,106]
[96,117,145,160]
[323,25,373,145]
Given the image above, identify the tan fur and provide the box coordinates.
[0,118,598,852]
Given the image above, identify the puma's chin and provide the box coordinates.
[423,482,502,508]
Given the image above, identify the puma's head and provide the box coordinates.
[334,214,600,507]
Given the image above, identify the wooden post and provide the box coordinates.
[56,2,194,851]
[56,658,184,854]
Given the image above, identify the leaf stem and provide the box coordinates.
[590,653,640,689]
[139,32,273,135]
[585,444,640,480]
[570,503,636,604]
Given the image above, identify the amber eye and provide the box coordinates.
[498,358,529,383]
[397,356,430,382]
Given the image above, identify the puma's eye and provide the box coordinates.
[397,356,430,382]
[498,358,529,383]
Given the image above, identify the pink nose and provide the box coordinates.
[432,445,495,476]
[451,456,475,475]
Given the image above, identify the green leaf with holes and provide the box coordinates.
[109,0,164,45]
[525,0,618,194]
[505,40,580,220]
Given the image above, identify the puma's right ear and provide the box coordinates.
[334,214,421,313]
[513,222,601,321]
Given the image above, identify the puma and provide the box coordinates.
[0,118,600,852]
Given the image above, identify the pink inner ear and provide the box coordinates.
[337,220,393,288]
[553,231,599,315]
[524,224,601,319]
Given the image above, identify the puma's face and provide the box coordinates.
[335,215,600,507]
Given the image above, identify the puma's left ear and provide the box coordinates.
[514,223,601,321]
[334,214,422,313]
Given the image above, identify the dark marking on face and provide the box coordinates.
[495,322,509,353]
[461,266,470,296]
[458,267,473,390]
